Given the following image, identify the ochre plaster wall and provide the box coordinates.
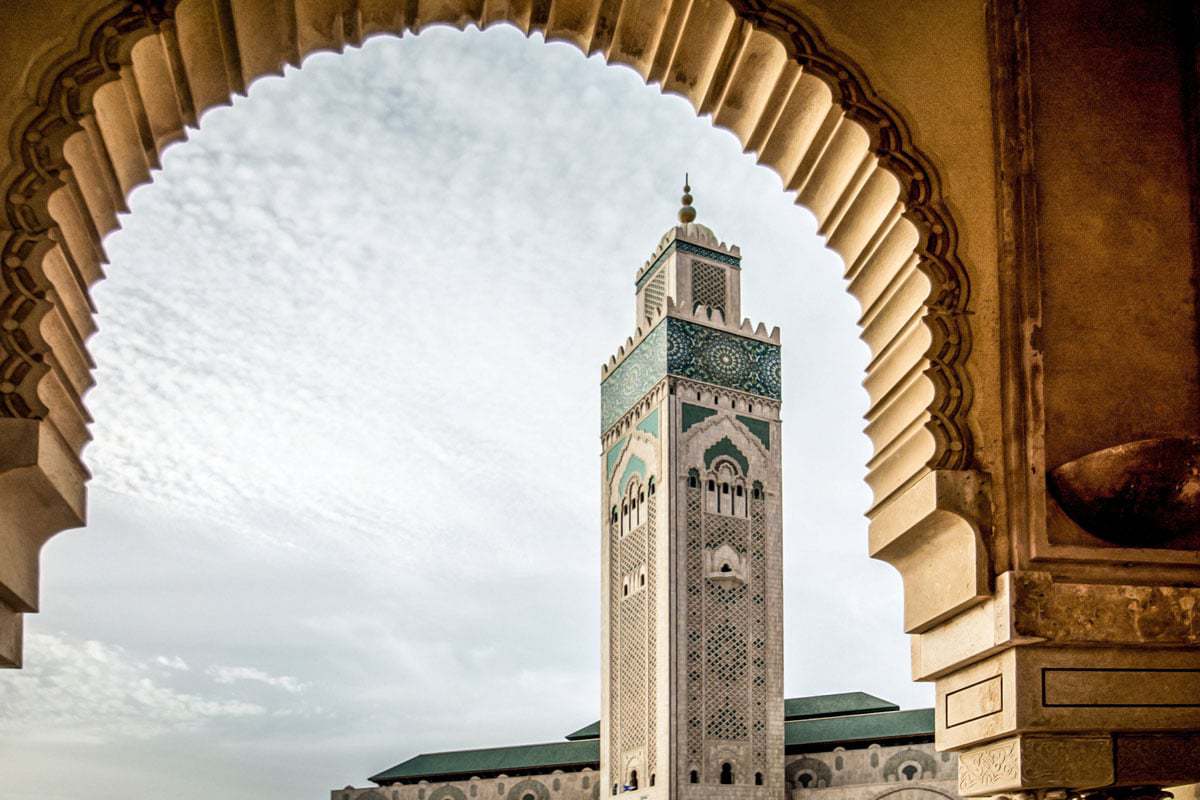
[1027,0,1199,467]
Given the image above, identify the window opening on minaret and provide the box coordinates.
[649,774,655,787]
[720,763,733,785]
[755,773,763,786]
[689,771,699,784]
[628,771,638,790]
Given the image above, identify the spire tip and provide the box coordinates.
[678,174,696,224]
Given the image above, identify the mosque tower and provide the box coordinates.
[599,181,784,800]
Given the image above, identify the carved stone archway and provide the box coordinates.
[1,1,1197,797]
[0,0,980,660]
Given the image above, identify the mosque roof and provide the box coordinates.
[368,693,930,786]
[370,739,600,786]
[783,691,898,720]
[784,708,935,750]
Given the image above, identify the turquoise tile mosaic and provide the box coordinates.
[636,408,661,438]
[600,321,669,432]
[601,318,781,432]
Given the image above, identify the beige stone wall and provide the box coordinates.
[786,743,958,800]
[332,770,601,800]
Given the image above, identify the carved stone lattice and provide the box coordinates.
[618,523,647,756]
[644,270,667,318]
[686,479,704,771]
[750,494,767,769]
[609,518,621,789]
[703,512,752,742]
[646,494,657,779]
[691,261,727,314]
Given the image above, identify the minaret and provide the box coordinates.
[599,181,784,800]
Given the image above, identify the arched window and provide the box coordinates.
[648,477,656,495]
[628,771,638,790]
[720,763,733,785]
[901,764,918,781]
[649,775,655,787]
[689,771,699,784]
[755,773,763,786]
[610,507,618,524]
[612,785,617,796]
[639,572,645,587]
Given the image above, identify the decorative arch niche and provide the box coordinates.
[0,0,987,673]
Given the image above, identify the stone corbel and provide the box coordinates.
[0,418,88,667]
[869,469,991,633]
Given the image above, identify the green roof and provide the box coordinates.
[564,721,600,741]
[785,708,935,750]
[782,691,898,721]
[371,739,599,786]
[563,692,900,742]
[368,695,932,785]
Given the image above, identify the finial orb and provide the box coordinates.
[678,175,696,223]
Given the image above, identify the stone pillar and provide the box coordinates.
[0,419,88,666]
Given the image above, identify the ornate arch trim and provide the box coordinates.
[0,0,986,662]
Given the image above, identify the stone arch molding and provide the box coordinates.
[0,0,986,663]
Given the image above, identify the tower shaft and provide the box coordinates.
[600,216,783,800]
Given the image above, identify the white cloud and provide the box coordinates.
[207,665,305,694]
[0,634,264,744]
[2,24,927,800]
[155,655,190,671]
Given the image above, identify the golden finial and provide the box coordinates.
[678,173,696,224]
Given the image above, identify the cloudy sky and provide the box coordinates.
[0,25,929,800]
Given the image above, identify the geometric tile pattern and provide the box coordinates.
[601,319,781,432]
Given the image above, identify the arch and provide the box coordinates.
[505,779,550,800]
[786,757,832,790]
[428,788,467,800]
[881,748,938,782]
[871,788,958,800]
[0,0,985,674]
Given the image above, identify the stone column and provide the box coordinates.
[0,418,88,666]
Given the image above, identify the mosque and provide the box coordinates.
[332,187,962,800]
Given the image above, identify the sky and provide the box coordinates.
[0,24,930,800]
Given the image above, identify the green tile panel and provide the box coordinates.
[735,415,770,450]
[681,403,717,431]
[601,318,781,433]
